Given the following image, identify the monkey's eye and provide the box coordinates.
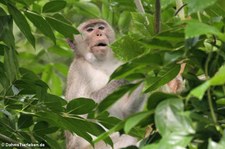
[98,25,105,30]
[86,27,94,32]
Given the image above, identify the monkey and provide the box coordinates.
[65,19,185,149]
[65,19,145,149]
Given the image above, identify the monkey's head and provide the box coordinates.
[68,19,115,62]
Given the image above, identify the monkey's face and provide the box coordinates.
[76,20,115,61]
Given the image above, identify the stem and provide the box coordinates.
[207,89,217,123]
[175,0,186,20]
[205,47,217,123]
[197,12,202,22]
[134,0,150,25]
[154,0,161,34]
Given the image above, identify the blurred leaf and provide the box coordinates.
[18,114,33,129]
[66,98,97,115]
[7,4,35,48]
[48,45,73,57]
[33,121,58,135]
[75,2,101,17]
[161,0,175,9]
[45,16,79,38]
[50,72,63,95]
[185,0,217,14]
[118,11,131,33]
[0,15,15,48]
[38,135,61,149]
[185,20,225,41]
[112,34,146,61]
[208,131,225,149]
[25,11,56,43]
[4,48,19,83]
[52,13,72,25]
[42,0,67,13]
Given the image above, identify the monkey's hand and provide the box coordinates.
[90,79,128,101]
[167,75,184,93]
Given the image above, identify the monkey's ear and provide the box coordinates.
[66,38,76,51]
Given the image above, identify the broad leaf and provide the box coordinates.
[7,4,35,47]
[185,0,217,14]
[185,20,225,41]
[189,65,225,100]
[145,63,180,93]
[45,16,79,38]
[155,98,194,135]
[124,111,153,133]
[25,11,56,43]
[42,0,67,13]
[66,98,97,115]
[18,114,33,129]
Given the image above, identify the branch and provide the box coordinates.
[134,0,150,25]
[154,0,161,34]
[175,0,186,20]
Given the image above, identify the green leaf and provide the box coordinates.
[189,81,210,100]
[4,48,19,83]
[97,83,139,113]
[18,114,33,129]
[145,63,180,93]
[44,94,67,112]
[37,112,93,145]
[155,98,194,136]
[161,0,175,9]
[208,131,225,149]
[66,98,97,115]
[118,11,131,32]
[185,0,217,14]
[0,15,15,48]
[42,0,67,13]
[74,2,101,17]
[124,111,153,133]
[210,65,225,85]
[7,4,35,48]
[24,11,56,43]
[185,20,225,41]
[45,16,79,38]
[147,92,177,110]
[38,135,61,149]
[33,121,58,135]
[189,65,225,100]
[156,132,193,149]
[112,34,146,61]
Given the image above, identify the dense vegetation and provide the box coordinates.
[0,0,225,148]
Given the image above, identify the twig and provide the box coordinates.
[134,0,150,25]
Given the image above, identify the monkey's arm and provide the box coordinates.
[90,80,128,102]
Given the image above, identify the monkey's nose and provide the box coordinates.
[96,33,102,36]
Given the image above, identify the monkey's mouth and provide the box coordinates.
[96,43,107,47]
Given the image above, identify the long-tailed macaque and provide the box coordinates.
[65,19,185,149]
[65,19,144,149]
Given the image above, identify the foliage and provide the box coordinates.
[0,0,225,149]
